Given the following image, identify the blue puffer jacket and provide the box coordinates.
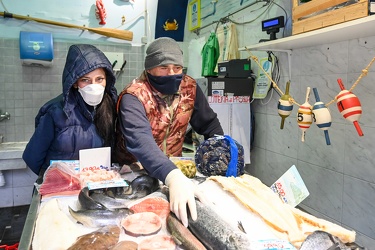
[23,44,117,175]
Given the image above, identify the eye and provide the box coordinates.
[96,77,105,83]
[172,66,183,73]
[78,78,91,84]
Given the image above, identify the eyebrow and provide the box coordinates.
[80,74,105,79]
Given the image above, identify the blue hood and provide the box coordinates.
[62,44,117,116]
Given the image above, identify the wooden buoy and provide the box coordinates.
[312,87,332,145]
[336,78,363,136]
[297,87,313,142]
[278,81,293,129]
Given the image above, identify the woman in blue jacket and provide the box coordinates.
[23,44,117,179]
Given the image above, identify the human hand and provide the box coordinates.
[165,169,206,227]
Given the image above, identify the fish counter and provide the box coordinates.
[19,169,360,250]
[19,188,40,250]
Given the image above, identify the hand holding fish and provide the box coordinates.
[165,169,207,227]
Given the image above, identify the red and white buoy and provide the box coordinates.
[336,78,363,136]
[297,87,313,142]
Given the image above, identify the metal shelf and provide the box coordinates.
[239,15,375,51]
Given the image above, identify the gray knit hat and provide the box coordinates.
[144,37,183,70]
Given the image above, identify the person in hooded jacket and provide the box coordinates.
[23,44,118,181]
[117,37,224,228]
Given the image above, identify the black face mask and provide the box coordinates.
[147,72,183,95]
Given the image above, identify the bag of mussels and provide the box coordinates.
[195,135,244,177]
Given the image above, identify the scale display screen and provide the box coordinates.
[262,16,284,31]
[263,19,280,28]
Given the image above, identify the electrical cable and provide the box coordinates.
[0,0,8,12]
[196,0,289,40]
[225,0,289,39]
[260,51,279,105]
[228,0,274,26]
[270,1,288,38]
[270,51,280,88]
[195,0,270,35]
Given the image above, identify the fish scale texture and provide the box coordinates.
[188,200,250,249]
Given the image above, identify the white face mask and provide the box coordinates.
[78,84,105,106]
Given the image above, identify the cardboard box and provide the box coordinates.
[292,0,368,35]
[206,77,254,96]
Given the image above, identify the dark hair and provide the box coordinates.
[94,93,116,147]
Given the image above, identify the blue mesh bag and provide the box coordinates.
[195,135,245,177]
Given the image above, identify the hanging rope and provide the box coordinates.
[350,56,375,92]
[245,47,375,108]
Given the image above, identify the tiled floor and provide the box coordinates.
[0,205,30,248]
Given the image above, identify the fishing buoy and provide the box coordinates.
[297,87,313,142]
[312,88,332,145]
[278,81,293,129]
[336,78,363,136]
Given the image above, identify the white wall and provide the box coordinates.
[0,0,156,45]
[182,0,375,247]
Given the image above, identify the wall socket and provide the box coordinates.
[103,52,125,71]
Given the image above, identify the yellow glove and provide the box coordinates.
[165,169,206,227]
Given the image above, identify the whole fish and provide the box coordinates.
[67,225,120,250]
[68,206,133,228]
[78,187,106,210]
[79,175,158,210]
[90,191,132,210]
[300,230,364,250]
[167,213,206,250]
[115,175,160,200]
[188,200,250,250]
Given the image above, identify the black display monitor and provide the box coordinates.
[261,16,285,41]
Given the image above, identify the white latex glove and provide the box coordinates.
[165,169,207,227]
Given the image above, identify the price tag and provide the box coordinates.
[270,165,309,207]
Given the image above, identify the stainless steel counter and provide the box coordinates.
[19,188,41,250]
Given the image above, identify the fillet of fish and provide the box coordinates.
[32,198,93,250]
[208,174,356,248]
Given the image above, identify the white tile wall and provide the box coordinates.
[247,36,375,246]
[0,168,36,207]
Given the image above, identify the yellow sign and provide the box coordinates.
[188,0,201,31]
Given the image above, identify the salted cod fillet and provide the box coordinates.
[208,174,356,248]
[32,198,93,250]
